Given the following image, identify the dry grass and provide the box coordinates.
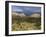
[12,14,41,31]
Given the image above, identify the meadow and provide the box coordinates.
[12,14,41,31]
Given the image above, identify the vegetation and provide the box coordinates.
[12,15,41,31]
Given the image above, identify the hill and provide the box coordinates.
[12,12,41,31]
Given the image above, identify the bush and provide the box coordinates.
[34,22,41,29]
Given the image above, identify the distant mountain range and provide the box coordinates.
[12,11,41,18]
[12,11,41,16]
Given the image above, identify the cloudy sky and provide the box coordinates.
[12,5,41,16]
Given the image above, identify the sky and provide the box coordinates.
[12,5,41,16]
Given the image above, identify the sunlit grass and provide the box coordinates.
[12,15,41,31]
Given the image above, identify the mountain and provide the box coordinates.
[12,11,41,18]
[30,13,41,18]
[12,11,25,17]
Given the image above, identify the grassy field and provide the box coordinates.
[12,15,41,31]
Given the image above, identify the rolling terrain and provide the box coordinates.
[12,12,41,31]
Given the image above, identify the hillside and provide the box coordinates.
[12,12,41,31]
